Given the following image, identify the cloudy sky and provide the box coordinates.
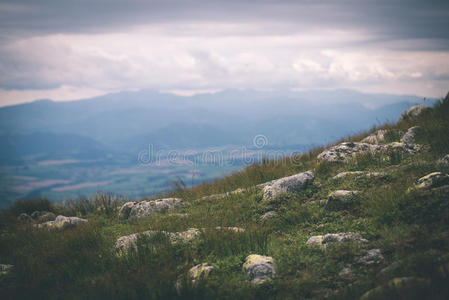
[1,0,449,106]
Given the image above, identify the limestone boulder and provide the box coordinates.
[243,254,276,284]
[115,228,201,252]
[399,105,429,121]
[400,126,422,145]
[262,171,314,201]
[118,198,184,220]
[317,141,419,163]
[38,215,88,230]
[307,232,367,247]
[361,129,387,144]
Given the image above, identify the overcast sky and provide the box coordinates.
[1,0,448,106]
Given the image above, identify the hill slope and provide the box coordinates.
[0,93,448,299]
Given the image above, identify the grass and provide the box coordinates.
[0,93,448,299]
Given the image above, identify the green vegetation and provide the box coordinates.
[0,94,448,299]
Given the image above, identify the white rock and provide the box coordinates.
[118,198,184,220]
[115,228,201,252]
[399,105,428,121]
[243,254,276,284]
[400,126,422,145]
[317,141,419,163]
[38,215,87,230]
[262,171,314,201]
[307,232,367,247]
[361,130,387,144]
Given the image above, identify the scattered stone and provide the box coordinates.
[360,277,430,300]
[115,228,201,252]
[243,254,276,284]
[326,190,359,209]
[38,215,88,230]
[399,105,429,121]
[400,126,422,145]
[17,213,33,223]
[318,142,378,163]
[415,172,449,190]
[357,249,384,265]
[188,263,214,285]
[214,226,245,233]
[31,211,56,223]
[118,198,184,220]
[361,129,387,144]
[317,142,419,163]
[261,211,278,220]
[383,142,421,154]
[0,264,13,276]
[307,232,367,247]
[262,171,314,201]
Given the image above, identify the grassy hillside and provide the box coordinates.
[0,93,448,299]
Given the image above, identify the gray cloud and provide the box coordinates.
[0,0,448,104]
[1,1,448,42]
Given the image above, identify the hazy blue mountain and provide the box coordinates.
[0,88,435,207]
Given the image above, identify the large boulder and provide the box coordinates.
[38,215,88,229]
[361,129,387,144]
[307,232,367,247]
[262,171,314,201]
[399,105,429,121]
[118,198,184,220]
[415,172,449,190]
[243,254,276,284]
[115,228,201,252]
[400,126,422,145]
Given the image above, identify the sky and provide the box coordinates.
[1,0,449,106]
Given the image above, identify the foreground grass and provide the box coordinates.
[0,94,448,299]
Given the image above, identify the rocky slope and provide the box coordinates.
[0,97,448,299]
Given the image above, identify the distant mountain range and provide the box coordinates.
[0,89,434,162]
